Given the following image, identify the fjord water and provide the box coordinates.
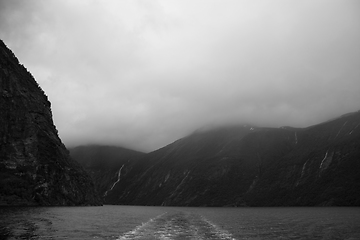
[0,206,359,240]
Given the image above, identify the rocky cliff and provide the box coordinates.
[102,112,360,206]
[0,40,102,206]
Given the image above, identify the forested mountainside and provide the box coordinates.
[70,145,145,198]
[99,111,360,206]
[0,39,101,206]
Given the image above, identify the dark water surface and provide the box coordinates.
[0,206,359,239]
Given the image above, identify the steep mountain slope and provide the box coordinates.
[246,111,360,206]
[104,125,295,206]
[0,40,101,206]
[105,112,360,206]
[70,145,145,198]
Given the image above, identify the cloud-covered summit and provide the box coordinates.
[1,0,359,152]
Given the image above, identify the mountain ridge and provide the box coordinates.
[92,110,360,206]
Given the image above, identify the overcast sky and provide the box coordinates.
[1,0,359,152]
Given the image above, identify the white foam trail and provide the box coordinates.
[117,213,166,240]
[117,212,237,240]
[201,216,236,240]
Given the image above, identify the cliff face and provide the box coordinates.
[0,40,101,206]
[103,112,360,207]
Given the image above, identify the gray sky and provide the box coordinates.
[1,0,360,152]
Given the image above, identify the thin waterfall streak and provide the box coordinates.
[104,164,125,196]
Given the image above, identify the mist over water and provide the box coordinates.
[1,206,360,239]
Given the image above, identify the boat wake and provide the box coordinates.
[117,211,236,240]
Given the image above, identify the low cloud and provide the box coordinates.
[1,0,360,152]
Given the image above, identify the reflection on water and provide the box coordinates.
[0,206,360,239]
